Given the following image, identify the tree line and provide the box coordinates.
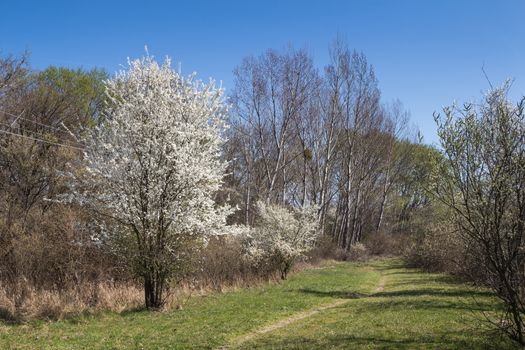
[0,44,431,311]
[0,41,524,346]
[225,42,432,247]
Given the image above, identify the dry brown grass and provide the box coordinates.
[0,281,143,322]
[0,235,327,323]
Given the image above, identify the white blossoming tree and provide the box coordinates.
[74,54,231,309]
[245,201,319,279]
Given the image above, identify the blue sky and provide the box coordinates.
[1,0,524,145]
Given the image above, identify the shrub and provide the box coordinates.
[403,218,488,284]
[243,202,320,279]
[347,243,369,262]
[434,86,525,344]
[363,232,408,256]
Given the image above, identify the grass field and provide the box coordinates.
[0,259,518,349]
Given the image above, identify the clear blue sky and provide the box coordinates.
[1,0,524,145]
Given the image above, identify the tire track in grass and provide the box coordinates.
[217,274,387,349]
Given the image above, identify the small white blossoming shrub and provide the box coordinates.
[244,201,320,279]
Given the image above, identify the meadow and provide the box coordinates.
[0,259,515,350]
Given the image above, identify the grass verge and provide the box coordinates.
[0,259,517,349]
[235,259,517,349]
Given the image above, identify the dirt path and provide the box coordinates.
[375,276,386,293]
[218,275,387,349]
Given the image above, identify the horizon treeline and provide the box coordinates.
[224,42,436,250]
[0,41,458,324]
[2,38,524,345]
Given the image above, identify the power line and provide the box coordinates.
[9,110,22,128]
[0,109,72,134]
[0,109,86,150]
[0,129,84,150]
[28,116,71,135]
[0,122,82,147]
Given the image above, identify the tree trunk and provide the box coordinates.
[143,270,164,309]
[376,181,388,233]
[301,156,307,206]
[245,171,251,226]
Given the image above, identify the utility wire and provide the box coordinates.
[0,109,73,134]
[0,109,86,150]
[0,122,82,147]
[9,110,23,127]
[0,128,84,150]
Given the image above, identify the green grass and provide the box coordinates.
[0,259,518,349]
[236,259,517,350]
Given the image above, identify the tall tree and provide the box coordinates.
[327,42,383,249]
[71,54,232,309]
[232,48,317,206]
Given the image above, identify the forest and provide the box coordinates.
[0,39,524,349]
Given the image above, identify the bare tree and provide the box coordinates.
[229,41,417,254]
[326,42,384,249]
[232,48,318,206]
[435,84,525,345]
[375,100,410,233]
